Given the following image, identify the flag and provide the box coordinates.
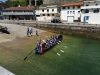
[40,46,43,53]
[39,38,42,46]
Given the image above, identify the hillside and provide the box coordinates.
[43,0,82,5]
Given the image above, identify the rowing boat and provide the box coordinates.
[34,35,63,54]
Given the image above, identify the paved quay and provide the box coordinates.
[0,66,15,75]
[0,23,45,43]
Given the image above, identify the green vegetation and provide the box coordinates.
[5,0,43,7]
[5,0,26,7]
[0,32,100,75]
[37,0,43,6]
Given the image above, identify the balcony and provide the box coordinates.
[3,12,34,15]
[81,5,100,9]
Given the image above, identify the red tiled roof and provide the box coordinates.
[3,6,34,11]
[62,1,84,7]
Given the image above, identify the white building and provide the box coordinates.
[36,5,60,21]
[61,1,84,23]
[35,9,40,20]
[81,0,100,24]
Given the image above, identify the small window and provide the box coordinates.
[96,4,98,6]
[78,6,80,8]
[67,11,69,14]
[52,9,54,12]
[62,7,65,9]
[70,11,72,14]
[47,14,50,16]
[73,6,75,9]
[47,9,49,12]
[36,15,40,17]
[93,9,99,13]
[52,14,54,16]
[84,9,89,13]
[43,14,45,16]
[42,9,44,12]
[78,11,80,14]
[86,4,89,6]
[67,7,70,9]
[73,11,75,14]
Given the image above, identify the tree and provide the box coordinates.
[5,0,43,7]
[5,0,26,7]
[37,0,43,6]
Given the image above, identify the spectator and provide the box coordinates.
[27,27,29,36]
[36,30,38,36]
[29,28,33,36]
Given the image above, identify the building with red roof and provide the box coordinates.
[3,6,35,20]
[61,1,84,23]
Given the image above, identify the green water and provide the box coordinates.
[4,35,100,75]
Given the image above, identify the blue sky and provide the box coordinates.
[0,0,7,2]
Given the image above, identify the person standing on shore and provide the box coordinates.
[36,30,38,36]
[27,27,29,37]
[29,28,33,36]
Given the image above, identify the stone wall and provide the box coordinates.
[5,21,100,39]
[31,24,100,40]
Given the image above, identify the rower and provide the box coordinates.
[49,39,53,46]
[36,40,40,50]
[45,39,50,48]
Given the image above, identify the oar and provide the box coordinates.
[23,50,33,60]
[49,46,61,56]
[54,45,65,53]
[52,49,61,56]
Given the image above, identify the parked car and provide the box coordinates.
[51,19,61,23]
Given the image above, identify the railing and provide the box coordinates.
[3,12,34,15]
[81,5,100,9]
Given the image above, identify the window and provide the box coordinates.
[43,14,45,16]
[73,6,75,9]
[67,7,70,9]
[47,9,49,12]
[42,9,44,12]
[78,11,80,14]
[73,11,75,14]
[93,9,99,13]
[84,9,89,13]
[86,4,89,6]
[52,9,54,12]
[78,6,80,8]
[36,15,40,17]
[47,14,50,16]
[52,14,54,16]
[67,11,69,14]
[70,11,72,14]
[62,7,66,9]
[96,4,98,6]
